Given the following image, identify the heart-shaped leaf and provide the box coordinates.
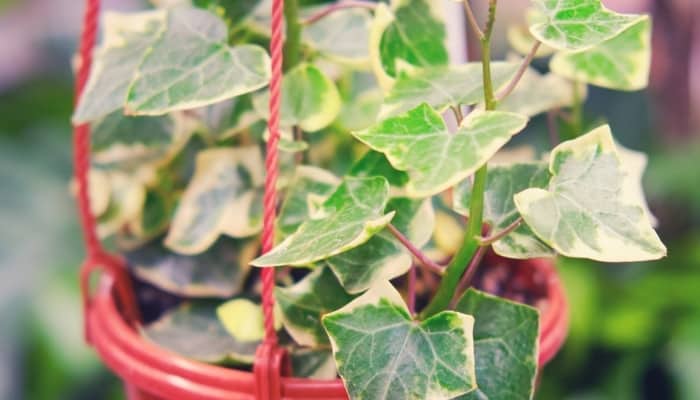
[73,8,271,122]
[348,150,410,190]
[142,300,259,365]
[514,125,666,262]
[529,0,644,51]
[251,176,394,267]
[370,0,448,90]
[126,237,256,298]
[327,197,434,293]
[165,147,264,254]
[73,11,166,123]
[322,281,477,400]
[277,166,340,239]
[550,16,651,91]
[455,163,555,259]
[253,63,341,132]
[304,7,372,66]
[454,289,539,400]
[276,266,357,347]
[91,112,190,172]
[380,62,519,119]
[353,104,528,197]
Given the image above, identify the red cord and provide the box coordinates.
[261,0,285,346]
[74,0,102,257]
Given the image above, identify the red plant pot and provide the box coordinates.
[87,258,568,400]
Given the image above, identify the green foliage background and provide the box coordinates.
[0,0,698,399]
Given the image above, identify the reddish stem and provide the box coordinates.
[449,245,487,309]
[387,224,444,274]
[302,0,377,25]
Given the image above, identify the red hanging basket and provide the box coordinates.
[72,0,569,398]
[86,257,567,400]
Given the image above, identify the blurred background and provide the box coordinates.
[0,0,698,399]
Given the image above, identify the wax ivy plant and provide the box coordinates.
[74,0,665,398]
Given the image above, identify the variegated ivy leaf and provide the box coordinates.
[304,7,371,67]
[126,237,257,298]
[494,66,581,118]
[142,300,259,365]
[529,0,644,51]
[127,8,270,115]
[277,166,340,239]
[253,63,341,132]
[73,11,165,123]
[217,298,282,343]
[84,169,111,217]
[91,112,190,171]
[322,281,477,400]
[276,266,357,347]
[290,348,337,380]
[165,147,264,254]
[353,104,529,197]
[454,289,539,400]
[514,125,666,262]
[251,176,394,267]
[455,163,555,259]
[370,0,449,91]
[550,16,651,91]
[73,8,271,122]
[348,150,410,190]
[327,196,434,293]
[380,62,519,119]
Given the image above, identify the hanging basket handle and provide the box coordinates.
[73,0,288,394]
[73,0,140,341]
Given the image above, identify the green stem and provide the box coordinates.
[283,0,302,71]
[420,0,498,319]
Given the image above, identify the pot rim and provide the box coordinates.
[88,257,568,399]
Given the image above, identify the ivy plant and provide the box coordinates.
[75,0,664,398]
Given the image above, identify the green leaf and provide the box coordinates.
[380,62,519,119]
[165,147,264,254]
[126,237,257,298]
[550,16,651,91]
[276,266,357,347]
[322,281,477,400]
[529,0,644,51]
[348,150,410,190]
[304,7,372,66]
[142,300,259,365]
[126,8,270,115]
[290,348,337,379]
[73,11,166,123]
[455,163,555,259]
[254,63,341,132]
[195,95,261,141]
[277,166,340,239]
[370,0,448,90]
[338,89,383,132]
[73,8,271,122]
[493,66,581,117]
[91,112,191,171]
[514,125,666,262]
[454,289,539,400]
[217,298,281,343]
[353,104,528,197]
[251,176,394,267]
[327,197,434,293]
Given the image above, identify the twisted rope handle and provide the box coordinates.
[260,0,285,346]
